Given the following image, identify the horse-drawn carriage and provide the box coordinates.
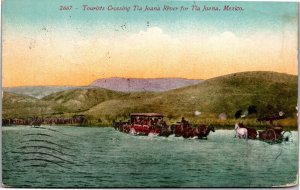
[113,113,168,136]
[235,115,292,144]
[257,115,292,144]
[113,113,215,139]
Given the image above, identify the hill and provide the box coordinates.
[3,88,130,118]
[3,71,298,128]
[156,71,298,118]
[2,92,56,118]
[90,77,203,92]
[42,88,129,113]
[84,71,298,124]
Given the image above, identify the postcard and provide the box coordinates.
[2,0,298,188]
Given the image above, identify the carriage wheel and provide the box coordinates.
[266,129,276,142]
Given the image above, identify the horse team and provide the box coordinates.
[113,117,215,139]
[234,122,291,143]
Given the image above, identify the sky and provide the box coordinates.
[2,0,298,87]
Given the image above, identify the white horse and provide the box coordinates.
[234,123,248,139]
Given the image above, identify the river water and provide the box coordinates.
[2,126,298,187]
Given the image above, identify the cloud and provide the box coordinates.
[129,27,179,47]
[115,27,181,57]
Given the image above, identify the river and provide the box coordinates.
[2,126,298,187]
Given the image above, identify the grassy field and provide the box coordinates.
[3,71,298,130]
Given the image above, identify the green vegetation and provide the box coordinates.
[3,71,298,130]
[2,92,57,118]
[42,88,127,113]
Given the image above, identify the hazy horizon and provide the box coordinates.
[3,70,297,88]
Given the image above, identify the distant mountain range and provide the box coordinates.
[90,77,203,92]
[3,78,203,98]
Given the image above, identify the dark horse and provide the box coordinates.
[237,123,257,139]
[159,125,173,137]
[173,124,215,139]
[197,124,215,139]
[30,117,43,127]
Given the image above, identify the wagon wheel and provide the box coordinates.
[282,130,292,142]
[266,129,276,142]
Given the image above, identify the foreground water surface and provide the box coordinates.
[2,126,298,187]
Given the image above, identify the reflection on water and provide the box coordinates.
[2,126,298,187]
